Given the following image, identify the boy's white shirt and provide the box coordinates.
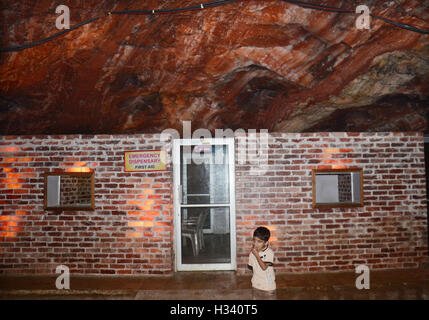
[248,246,276,291]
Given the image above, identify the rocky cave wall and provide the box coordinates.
[0,0,428,134]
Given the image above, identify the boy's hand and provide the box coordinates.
[251,247,259,257]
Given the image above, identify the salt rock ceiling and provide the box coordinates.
[0,0,428,135]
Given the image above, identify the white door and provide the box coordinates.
[173,138,236,271]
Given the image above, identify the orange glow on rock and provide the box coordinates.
[66,167,91,172]
[0,147,20,152]
[126,232,143,238]
[318,154,331,159]
[324,159,338,164]
[317,165,332,169]
[128,200,142,205]
[128,221,145,227]
[1,179,19,183]
[332,165,347,169]
[0,215,18,238]
[324,148,339,153]
[0,232,16,237]
[127,211,142,215]
[137,205,151,211]
[6,173,23,178]
[144,210,161,216]
[155,222,169,226]
[139,216,154,221]
[237,221,251,226]
[1,221,17,227]
[264,225,277,231]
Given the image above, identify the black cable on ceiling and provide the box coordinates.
[0,0,427,53]
[109,0,236,15]
[0,16,101,52]
[369,12,429,35]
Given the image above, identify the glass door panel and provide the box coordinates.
[180,145,229,205]
[174,139,236,271]
[181,207,230,264]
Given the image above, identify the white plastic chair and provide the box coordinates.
[182,211,208,256]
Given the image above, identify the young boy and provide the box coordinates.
[248,226,276,299]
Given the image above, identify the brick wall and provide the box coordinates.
[235,132,428,273]
[0,134,173,275]
[0,132,427,275]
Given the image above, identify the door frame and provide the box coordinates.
[173,137,236,271]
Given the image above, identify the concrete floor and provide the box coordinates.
[0,268,428,300]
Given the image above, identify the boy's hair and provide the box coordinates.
[253,226,270,242]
